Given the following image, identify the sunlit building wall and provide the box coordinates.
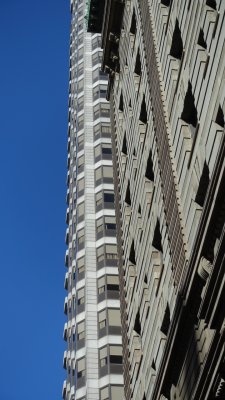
[63,1,124,399]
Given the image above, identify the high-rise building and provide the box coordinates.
[63,1,124,399]
[88,0,225,399]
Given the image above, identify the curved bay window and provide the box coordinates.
[96,215,116,239]
[100,385,123,400]
[96,243,118,269]
[77,320,85,350]
[94,143,112,162]
[98,308,122,338]
[99,345,123,377]
[96,190,115,212]
[97,274,120,302]
[95,165,114,186]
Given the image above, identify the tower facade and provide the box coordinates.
[63,1,124,399]
[89,0,225,399]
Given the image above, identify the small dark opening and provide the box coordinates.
[152,220,162,252]
[140,96,147,124]
[206,0,217,10]
[129,240,136,264]
[119,93,124,112]
[198,28,207,49]
[145,150,154,181]
[125,181,131,206]
[215,105,225,128]
[134,310,141,335]
[138,204,141,214]
[151,359,156,370]
[130,10,136,35]
[181,82,198,127]
[170,20,183,60]
[161,0,170,6]
[144,274,148,284]
[161,303,170,336]
[135,50,142,75]
[195,162,210,207]
[122,133,127,155]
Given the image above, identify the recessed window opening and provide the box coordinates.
[125,181,131,206]
[195,162,210,207]
[170,19,183,60]
[145,150,154,181]
[215,105,225,128]
[134,310,141,335]
[129,240,136,264]
[130,10,136,35]
[152,220,162,252]
[198,28,207,49]
[140,96,147,124]
[135,50,142,75]
[181,82,198,128]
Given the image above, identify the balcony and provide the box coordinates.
[65,249,69,267]
[63,323,68,341]
[63,350,67,369]
[62,380,66,399]
[64,272,68,290]
[66,207,69,225]
[64,297,68,315]
[65,228,69,245]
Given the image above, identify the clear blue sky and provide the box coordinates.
[0,1,70,399]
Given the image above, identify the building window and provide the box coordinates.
[99,309,107,329]
[77,357,85,378]
[77,320,85,341]
[125,181,131,206]
[78,62,84,76]
[96,244,118,266]
[170,19,183,60]
[77,134,84,151]
[77,256,85,275]
[181,81,198,129]
[77,228,85,251]
[77,287,85,306]
[77,96,84,112]
[77,78,84,93]
[111,386,123,400]
[96,190,115,211]
[198,28,207,49]
[95,165,113,185]
[145,150,154,181]
[77,154,84,173]
[92,35,102,50]
[97,275,119,296]
[100,386,109,400]
[140,96,147,124]
[134,49,141,76]
[129,240,136,264]
[130,10,136,35]
[98,308,121,337]
[93,68,100,83]
[77,177,84,196]
[215,105,224,127]
[77,201,84,222]
[109,345,123,365]
[195,162,210,207]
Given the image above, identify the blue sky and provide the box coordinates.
[0,1,70,398]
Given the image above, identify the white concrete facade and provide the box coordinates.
[63,1,124,400]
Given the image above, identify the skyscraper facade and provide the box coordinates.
[88,0,225,399]
[63,1,124,399]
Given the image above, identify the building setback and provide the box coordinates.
[63,1,124,399]
[88,0,225,399]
